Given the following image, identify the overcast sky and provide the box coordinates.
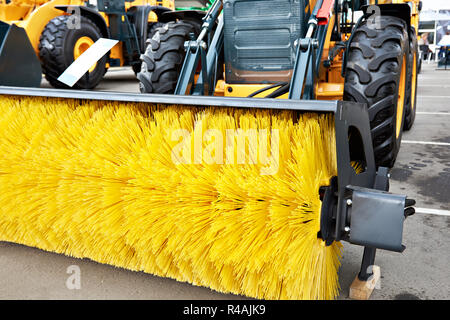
[422,0,450,11]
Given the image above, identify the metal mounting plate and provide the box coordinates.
[348,186,406,252]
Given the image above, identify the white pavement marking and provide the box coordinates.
[402,140,450,146]
[417,95,450,98]
[419,85,450,87]
[415,208,450,217]
[417,112,450,115]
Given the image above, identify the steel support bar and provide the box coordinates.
[174,42,201,95]
[358,247,377,281]
[0,86,339,111]
[174,0,223,95]
[193,15,224,96]
[357,166,389,280]
[288,40,314,100]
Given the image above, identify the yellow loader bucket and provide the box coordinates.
[0,21,42,87]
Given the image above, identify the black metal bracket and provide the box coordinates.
[357,166,387,280]
[358,246,377,281]
[347,185,406,252]
[317,100,411,255]
[318,177,338,246]
[317,106,410,281]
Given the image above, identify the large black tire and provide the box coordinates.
[404,27,418,131]
[39,15,107,89]
[131,22,166,76]
[344,16,409,168]
[137,21,197,94]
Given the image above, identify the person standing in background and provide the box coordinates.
[419,33,431,60]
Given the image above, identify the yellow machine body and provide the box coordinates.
[220,0,420,101]
[0,0,175,65]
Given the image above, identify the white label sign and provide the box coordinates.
[57,38,118,87]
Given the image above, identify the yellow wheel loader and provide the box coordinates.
[0,0,206,88]
[0,0,419,300]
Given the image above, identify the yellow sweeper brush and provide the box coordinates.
[0,87,413,299]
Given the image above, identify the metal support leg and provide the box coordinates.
[349,247,380,299]
[355,167,389,280]
[358,246,376,281]
[349,167,391,299]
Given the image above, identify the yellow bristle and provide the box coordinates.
[0,95,343,299]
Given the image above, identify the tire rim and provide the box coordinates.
[73,36,96,73]
[411,51,417,111]
[396,55,407,139]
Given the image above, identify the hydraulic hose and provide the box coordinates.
[247,82,287,98]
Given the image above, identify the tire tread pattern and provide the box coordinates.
[137,21,195,94]
[344,16,409,168]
